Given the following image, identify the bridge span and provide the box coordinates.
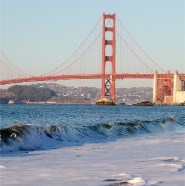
[1,13,185,104]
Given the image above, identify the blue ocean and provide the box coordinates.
[1,104,185,153]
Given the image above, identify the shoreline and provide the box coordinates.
[1,133,185,186]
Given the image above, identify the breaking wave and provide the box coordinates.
[0,116,184,153]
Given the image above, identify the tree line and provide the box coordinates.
[3,85,56,102]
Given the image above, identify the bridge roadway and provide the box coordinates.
[1,73,185,85]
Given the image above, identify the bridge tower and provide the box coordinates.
[101,13,116,102]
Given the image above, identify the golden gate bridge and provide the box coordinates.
[0,14,185,104]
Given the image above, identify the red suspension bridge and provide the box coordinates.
[0,14,185,104]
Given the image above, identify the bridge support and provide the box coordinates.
[173,71,185,104]
[101,13,116,102]
[152,70,157,103]
[153,70,185,104]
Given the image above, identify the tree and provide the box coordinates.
[7,85,56,102]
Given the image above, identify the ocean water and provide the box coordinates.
[0,104,185,185]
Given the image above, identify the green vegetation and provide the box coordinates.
[6,85,56,102]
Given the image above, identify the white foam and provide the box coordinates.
[153,163,183,169]
[113,173,128,177]
[128,177,145,185]
[1,133,185,186]
[148,140,161,143]
[0,165,5,169]
[149,156,181,161]
[146,180,160,184]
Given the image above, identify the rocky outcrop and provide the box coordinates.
[133,101,154,106]
[95,98,116,105]
[177,102,185,106]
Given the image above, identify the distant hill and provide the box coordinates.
[0,83,152,104]
[0,85,56,103]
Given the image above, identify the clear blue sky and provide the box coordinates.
[0,0,185,88]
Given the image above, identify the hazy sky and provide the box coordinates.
[1,0,185,88]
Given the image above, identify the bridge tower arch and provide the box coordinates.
[153,71,174,104]
[153,70,185,104]
[101,13,116,102]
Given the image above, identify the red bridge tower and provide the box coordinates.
[101,13,116,102]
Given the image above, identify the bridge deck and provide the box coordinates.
[1,73,184,85]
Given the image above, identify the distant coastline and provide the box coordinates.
[0,83,153,105]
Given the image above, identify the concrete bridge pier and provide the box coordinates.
[173,70,185,104]
[152,70,158,103]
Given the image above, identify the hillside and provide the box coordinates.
[0,83,152,104]
[0,85,56,104]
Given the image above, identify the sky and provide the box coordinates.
[0,0,185,88]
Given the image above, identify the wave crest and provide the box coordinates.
[0,116,183,152]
